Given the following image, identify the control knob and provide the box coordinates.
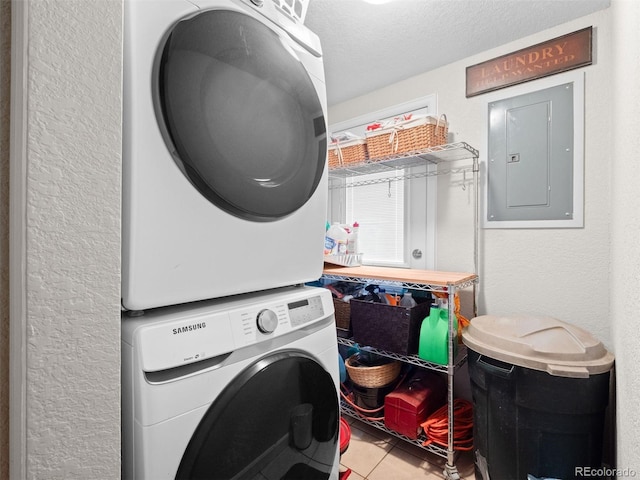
[257,309,278,334]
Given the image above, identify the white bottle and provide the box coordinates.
[326,223,348,255]
[399,291,417,308]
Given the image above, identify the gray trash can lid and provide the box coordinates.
[462,315,614,378]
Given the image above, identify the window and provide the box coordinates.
[345,171,407,266]
[327,95,438,268]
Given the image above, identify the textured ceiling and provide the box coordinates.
[305,0,610,106]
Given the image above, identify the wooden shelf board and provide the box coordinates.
[322,264,477,287]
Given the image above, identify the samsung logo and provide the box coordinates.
[172,322,207,335]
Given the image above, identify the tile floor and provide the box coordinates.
[339,417,475,480]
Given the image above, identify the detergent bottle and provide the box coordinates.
[326,223,348,254]
[418,307,458,365]
[399,291,417,308]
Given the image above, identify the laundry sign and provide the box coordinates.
[465,26,592,97]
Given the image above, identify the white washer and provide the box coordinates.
[122,0,328,311]
[122,286,340,480]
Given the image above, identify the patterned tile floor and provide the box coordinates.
[340,417,475,480]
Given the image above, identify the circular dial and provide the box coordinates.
[256,309,278,334]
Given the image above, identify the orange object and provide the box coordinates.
[384,293,398,306]
[432,291,470,342]
[420,399,474,451]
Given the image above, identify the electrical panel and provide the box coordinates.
[487,82,575,224]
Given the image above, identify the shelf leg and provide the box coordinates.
[446,287,457,477]
[443,463,461,480]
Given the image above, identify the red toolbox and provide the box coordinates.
[384,370,447,439]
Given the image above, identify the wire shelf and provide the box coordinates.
[340,400,456,461]
[326,139,479,480]
[337,336,468,373]
[321,273,478,294]
[328,142,479,187]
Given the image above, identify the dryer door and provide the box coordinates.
[175,351,338,480]
[156,9,327,221]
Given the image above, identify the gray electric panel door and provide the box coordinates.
[487,83,574,223]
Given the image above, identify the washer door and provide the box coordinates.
[175,351,339,480]
[156,9,327,221]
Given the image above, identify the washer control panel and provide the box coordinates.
[130,287,332,372]
[230,292,327,347]
[287,295,325,327]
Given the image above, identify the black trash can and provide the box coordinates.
[462,315,614,480]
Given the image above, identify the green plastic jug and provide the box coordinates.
[418,307,458,365]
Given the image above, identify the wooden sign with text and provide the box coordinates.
[466,27,592,97]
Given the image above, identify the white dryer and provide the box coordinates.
[122,0,329,311]
[122,285,340,480]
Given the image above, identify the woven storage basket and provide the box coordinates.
[333,298,351,333]
[366,114,448,160]
[345,354,401,388]
[328,138,368,169]
[350,298,432,355]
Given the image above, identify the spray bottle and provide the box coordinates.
[347,221,359,254]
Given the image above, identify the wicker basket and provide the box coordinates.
[345,354,401,388]
[333,298,351,333]
[366,114,448,160]
[328,138,368,169]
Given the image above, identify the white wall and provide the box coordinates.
[330,3,640,472]
[330,8,613,347]
[8,0,122,478]
[610,0,640,472]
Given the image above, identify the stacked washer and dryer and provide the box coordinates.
[121,1,340,478]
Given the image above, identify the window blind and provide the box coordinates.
[345,171,406,265]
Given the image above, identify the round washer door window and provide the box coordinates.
[175,351,339,480]
[157,9,327,221]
